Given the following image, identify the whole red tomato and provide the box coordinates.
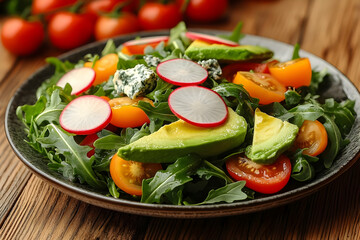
[84,0,140,20]
[95,12,140,40]
[48,12,94,50]
[178,0,228,22]
[1,18,44,55]
[32,0,77,15]
[138,3,182,30]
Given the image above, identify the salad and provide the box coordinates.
[16,22,356,205]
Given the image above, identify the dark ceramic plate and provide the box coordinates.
[5,30,360,218]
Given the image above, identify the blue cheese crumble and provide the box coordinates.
[113,64,157,99]
[197,59,222,80]
[143,55,161,67]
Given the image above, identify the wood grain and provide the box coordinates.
[1,0,359,239]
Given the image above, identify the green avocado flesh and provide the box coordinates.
[184,40,273,61]
[246,109,299,164]
[117,108,247,163]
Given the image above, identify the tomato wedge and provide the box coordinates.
[121,36,169,55]
[108,97,153,128]
[84,53,119,86]
[226,154,291,194]
[222,60,278,82]
[293,120,328,156]
[110,154,162,196]
[80,133,99,157]
[269,58,312,88]
[233,71,287,105]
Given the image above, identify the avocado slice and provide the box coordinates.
[185,40,273,61]
[246,109,299,164]
[118,108,247,163]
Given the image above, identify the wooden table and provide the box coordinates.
[1,0,360,238]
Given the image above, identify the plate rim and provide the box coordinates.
[5,29,360,218]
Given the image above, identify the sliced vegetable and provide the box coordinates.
[226,154,291,194]
[59,95,112,135]
[79,133,99,157]
[121,36,169,55]
[222,60,278,81]
[185,32,239,46]
[168,86,228,127]
[269,58,312,88]
[108,97,152,128]
[84,53,119,86]
[56,67,95,95]
[293,120,328,156]
[156,59,208,86]
[233,72,286,105]
[110,154,162,196]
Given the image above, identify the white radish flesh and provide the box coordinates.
[56,67,95,95]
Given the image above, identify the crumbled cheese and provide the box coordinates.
[197,59,222,80]
[143,55,161,67]
[113,64,157,99]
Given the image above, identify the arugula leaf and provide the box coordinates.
[189,181,247,205]
[308,69,328,95]
[146,79,174,102]
[288,103,324,126]
[101,39,117,56]
[196,160,233,184]
[217,22,245,43]
[107,177,120,198]
[37,123,106,189]
[285,89,302,107]
[34,89,67,125]
[137,101,178,123]
[16,96,47,126]
[141,154,202,203]
[290,150,318,182]
[168,21,191,52]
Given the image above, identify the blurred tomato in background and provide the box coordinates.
[32,0,77,15]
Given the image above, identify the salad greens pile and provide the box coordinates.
[16,22,356,205]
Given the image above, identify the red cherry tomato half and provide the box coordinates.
[110,154,162,196]
[32,0,77,15]
[222,60,279,81]
[48,11,94,50]
[226,154,291,194]
[1,18,44,55]
[138,3,182,30]
[79,133,99,157]
[94,12,139,41]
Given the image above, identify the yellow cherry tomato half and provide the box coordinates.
[268,58,312,88]
[293,120,328,156]
[110,154,162,196]
[84,53,119,86]
[108,97,153,128]
[233,71,287,105]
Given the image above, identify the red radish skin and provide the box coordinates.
[56,67,96,95]
[168,86,228,128]
[122,36,169,46]
[185,32,239,46]
[156,59,208,86]
[59,95,112,135]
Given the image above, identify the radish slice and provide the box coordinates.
[59,95,112,135]
[186,32,239,46]
[56,67,95,95]
[168,86,228,127]
[122,36,169,46]
[157,59,208,86]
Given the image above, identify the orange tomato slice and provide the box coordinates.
[293,120,328,156]
[108,97,153,128]
[84,53,119,86]
[269,58,312,88]
[110,154,162,196]
[233,71,287,105]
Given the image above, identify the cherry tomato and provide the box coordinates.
[177,0,228,22]
[293,120,328,156]
[84,53,119,85]
[222,60,279,81]
[121,36,169,55]
[32,0,77,15]
[80,133,99,157]
[226,154,291,194]
[269,58,312,88]
[110,154,162,196]
[108,97,153,128]
[94,12,139,41]
[84,0,139,21]
[1,18,44,55]
[138,3,182,30]
[233,72,287,105]
[48,11,94,50]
